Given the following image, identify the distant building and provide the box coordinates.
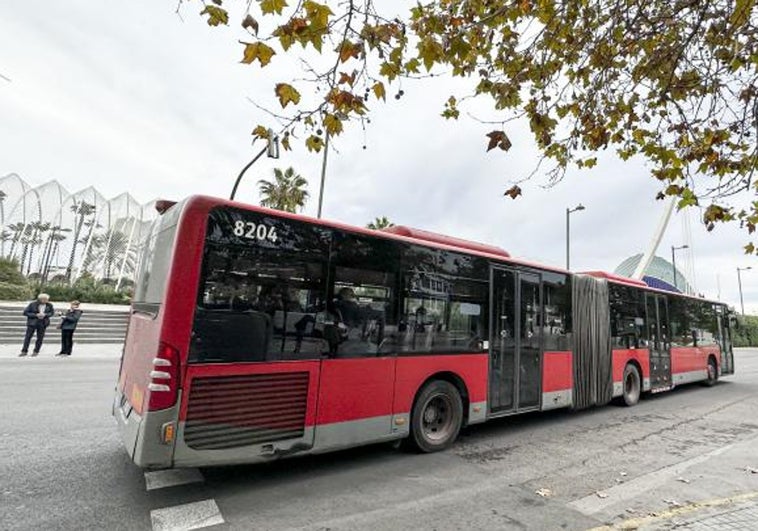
[614,254,692,294]
[0,173,156,287]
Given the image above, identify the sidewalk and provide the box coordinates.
[0,341,123,359]
[587,430,758,530]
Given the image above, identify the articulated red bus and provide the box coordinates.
[114,196,735,468]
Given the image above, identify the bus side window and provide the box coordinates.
[328,266,396,357]
[609,284,644,349]
[543,273,571,352]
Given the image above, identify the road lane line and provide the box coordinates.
[145,469,204,491]
[150,499,224,531]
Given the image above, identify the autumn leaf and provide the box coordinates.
[281,135,291,151]
[338,71,355,86]
[338,41,360,63]
[486,131,512,152]
[275,83,301,108]
[379,62,400,81]
[241,41,276,66]
[260,0,288,15]
[372,81,386,101]
[677,187,699,209]
[252,125,270,139]
[418,37,443,71]
[305,134,323,152]
[200,5,229,26]
[303,0,332,29]
[323,113,344,136]
[504,185,522,199]
[241,14,259,35]
[442,96,459,119]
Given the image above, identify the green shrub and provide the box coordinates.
[31,282,131,305]
[733,315,758,348]
[0,258,27,285]
[0,281,33,301]
[0,258,32,301]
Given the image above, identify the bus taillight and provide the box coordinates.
[146,342,180,411]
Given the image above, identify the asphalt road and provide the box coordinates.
[2,350,758,531]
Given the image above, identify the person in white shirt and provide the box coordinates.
[20,293,54,357]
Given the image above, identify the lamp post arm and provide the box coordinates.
[230,144,269,201]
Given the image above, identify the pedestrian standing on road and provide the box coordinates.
[19,293,54,357]
[56,301,82,357]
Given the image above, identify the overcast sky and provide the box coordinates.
[0,1,755,313]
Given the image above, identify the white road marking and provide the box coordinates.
[150,499,224,531]
[568,444,733,515]
[145,468,204,491]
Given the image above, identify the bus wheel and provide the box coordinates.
[408,380,463,453]
[703,358,718,387]
[622,364,641,407]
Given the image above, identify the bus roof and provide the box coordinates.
[381,225,510,258]
[580,271,648,287]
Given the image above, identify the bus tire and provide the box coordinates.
[407,380,463,453]
[622,363,641,407]
[703,357,718,387]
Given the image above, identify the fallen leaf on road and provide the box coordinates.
[535,488,552,497]
[596,491,608,499]
[676,477,690,483]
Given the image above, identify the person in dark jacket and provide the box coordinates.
[20,293,54,357]
[57,300,82,357]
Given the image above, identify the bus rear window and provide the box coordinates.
[133,217,178,305]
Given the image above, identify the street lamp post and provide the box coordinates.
[229,130,279,201]
[671,244,689,292]
[565,204,585,270]
[737,266,752,315]
[317,131,329,219]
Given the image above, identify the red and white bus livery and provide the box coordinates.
[114,196,736,468]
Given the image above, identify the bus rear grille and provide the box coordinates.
[183,372,309,450]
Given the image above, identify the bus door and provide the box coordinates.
[489,267,543,414]
[645,293,671,390]
[716,306,734,375]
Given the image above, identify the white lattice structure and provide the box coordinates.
[0,173,158,288]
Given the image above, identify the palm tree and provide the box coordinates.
[40,226,67,283]
[6,222,25,258]
[367,216,394,230]
[257,167,309,213]
[82,229,137,280]
[66,201,96,281]
[26,221,50,275]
